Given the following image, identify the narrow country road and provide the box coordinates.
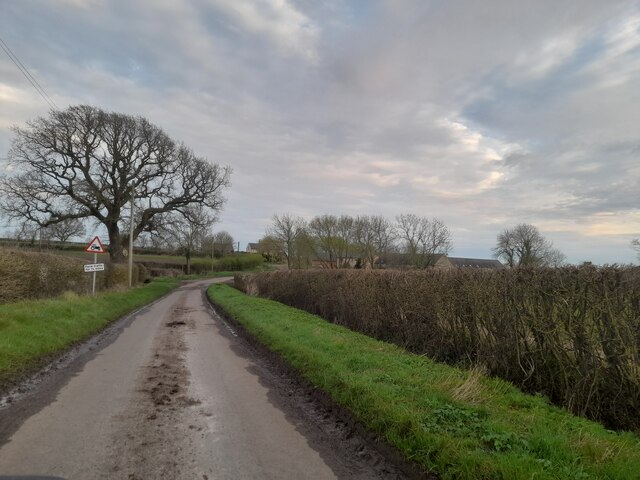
[0,279,402,480]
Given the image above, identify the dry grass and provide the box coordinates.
[451,365,490,404]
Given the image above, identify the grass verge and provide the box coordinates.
[0,278,179,388]
[208,284,640,480]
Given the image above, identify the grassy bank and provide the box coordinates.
[237,268,640,431]
[208,284,640,480]
[0,278,179,388]
[0,248,144,303]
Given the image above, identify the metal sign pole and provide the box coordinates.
[92,252,97,296]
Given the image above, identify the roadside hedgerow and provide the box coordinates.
[237,267,640,432]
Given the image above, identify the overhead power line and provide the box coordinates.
[0,36,58,110]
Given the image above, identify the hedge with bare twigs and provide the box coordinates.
[237,267,640,432]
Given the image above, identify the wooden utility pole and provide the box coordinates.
[128,185,134,287]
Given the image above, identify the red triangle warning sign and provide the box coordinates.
[85,236,106,254]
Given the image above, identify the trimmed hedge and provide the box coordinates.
[0,248,142,302]
[211,284,640,480]
[237,267,640,432]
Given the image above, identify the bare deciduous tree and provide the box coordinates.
[267,213,306,269]
[292,230,315,269]
[493,223,565,267]
[47,218,86,244]
[203,230,234,258]
[352,215,396,268]
[395,214,452,267]
[0,105,231,262]
[632,239,640,260]
[12,220,40,245]
[307,214,354,269]
[157,205,217,274]
[257,235,283,263]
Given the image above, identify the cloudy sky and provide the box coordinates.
[1,0,640,264]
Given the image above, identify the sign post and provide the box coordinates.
[92,252,97,294]
[84,236,106,295]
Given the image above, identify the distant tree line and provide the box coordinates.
[10,217,86,247]
[261,214,565,269]
[260,213,452,269]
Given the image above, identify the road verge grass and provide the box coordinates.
[208,284,640,480]
[0,278,179,388]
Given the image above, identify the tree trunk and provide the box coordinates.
[108,224,125,263]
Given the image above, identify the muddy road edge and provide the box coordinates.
[205,287,433,480]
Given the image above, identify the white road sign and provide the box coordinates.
[84,263,105,273]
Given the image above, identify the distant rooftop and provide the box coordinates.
[445,257,504,269]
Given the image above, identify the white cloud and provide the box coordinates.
[580,12,640,88]
[511,32,581,80]
[604,14,640,59]
[477,171,505,191]
[583,211,640,236]
[207,0,319,60]
[0,83,28,104]
[49,0,103,8]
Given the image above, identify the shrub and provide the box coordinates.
[0,250,33,301]
[148,267,183,277]
[237,267,640,432]
[0,248,139,302]
[104,263,139,288]
[136,262,149,283]
[215,254,264,272]
[0,248,91,302]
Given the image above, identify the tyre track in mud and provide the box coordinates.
[102,294,204,479]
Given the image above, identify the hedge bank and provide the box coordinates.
[237,267,640,432]
[210,283,640,480]
[0,248,144,303]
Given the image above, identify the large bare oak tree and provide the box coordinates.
[492,223,565,267]
[0,105,231,261]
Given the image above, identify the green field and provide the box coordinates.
[0,278,179,389]
[208,284,640,480]
[47,250,265,272]
[44,249,246,265]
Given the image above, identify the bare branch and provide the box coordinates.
[493,223,565,267]
[0,105,231,262]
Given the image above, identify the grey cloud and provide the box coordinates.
[1,0,640,264]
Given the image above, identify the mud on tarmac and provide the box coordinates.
[103,295,205,479]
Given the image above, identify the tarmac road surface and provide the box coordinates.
[0,279,404,480]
